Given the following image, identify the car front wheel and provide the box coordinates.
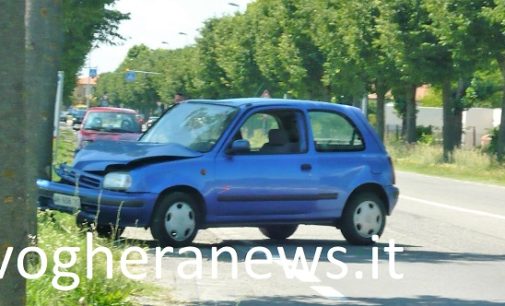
[340,192,386,245]
[259,224,298,240]
[151,192,200,248]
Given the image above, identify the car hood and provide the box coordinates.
[80,130,141,142]
[73,141,202,171]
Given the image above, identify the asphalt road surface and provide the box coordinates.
[124,171,505,305]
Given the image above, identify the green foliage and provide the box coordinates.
[27,211,144,306]
[62,0,129,105]
[484,126,499,156]
[40,129,151,304]
[465,65,503,108]
[89,0,505,162]
[420,87,442,107]
[416,125,434,144]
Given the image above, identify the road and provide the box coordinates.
[124,171,505,305]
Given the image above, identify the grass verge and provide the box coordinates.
[387,142,505,186]
[27,211,146,306]
[28,126,150,305]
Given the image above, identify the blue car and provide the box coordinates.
[37,99,399,247]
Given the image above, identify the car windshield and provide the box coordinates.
[83,111,141,133]
[140,102,238,152]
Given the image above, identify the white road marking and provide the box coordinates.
[211,230,348,300]
[398,171,505,190]
[272,257,347,300]
[400,195,505,221]
[310,286,346,299]
[272,257,321,283]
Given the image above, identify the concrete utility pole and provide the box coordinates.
[0,1,28,305]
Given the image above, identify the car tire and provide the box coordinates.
[259,225,298,240]
[340,192,386,245]
[151,192,200,248]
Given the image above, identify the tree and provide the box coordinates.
[425,0,505,161]
[478,2,505,161]
[375,0,440,144]
[61,0,129,105]
[195,18,232,98]
[465,63,503,108]
[309,0,397,140]
[247,0,326,99]
[424,0,480,161]
[211,14,264,97]
[0,1,29,305]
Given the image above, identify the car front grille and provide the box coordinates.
[56,164,103,189]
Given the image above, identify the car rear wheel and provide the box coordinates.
[259,225,298,240]
[151,192,200,248]
[340,192,386,245]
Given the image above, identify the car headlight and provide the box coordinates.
[103,172,132,190]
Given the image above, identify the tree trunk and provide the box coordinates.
[375,80,388,142]
[405,84,417,143]
[391,88,407,138]
[24,0,63,238]
[454,109,463,148]
[452,77,471,148]
[0,1,28,305]
[442,78,455,163]
[497,54,505,163]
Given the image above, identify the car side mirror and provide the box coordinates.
[227,139,250,155]
[72,124,81,131]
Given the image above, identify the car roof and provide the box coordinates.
[186,98,358,112]
[87,107,137,114]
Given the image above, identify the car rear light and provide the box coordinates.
[388,156,396,185]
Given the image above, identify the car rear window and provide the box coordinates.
[309,111,364,152]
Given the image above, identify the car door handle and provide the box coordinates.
[301,163,312,171]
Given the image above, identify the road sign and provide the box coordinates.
[89,68,97,78]
[125,70,136,82]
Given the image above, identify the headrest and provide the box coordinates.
[268,129,288,145]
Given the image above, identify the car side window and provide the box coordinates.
[240,113,279,151]
[309,111,364,152]
[234,110,305,154]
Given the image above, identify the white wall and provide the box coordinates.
[462,108,497,148]
[384,103,501,147]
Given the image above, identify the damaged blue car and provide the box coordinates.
[37,99,399,247]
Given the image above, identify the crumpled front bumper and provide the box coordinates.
[37,178,158,228]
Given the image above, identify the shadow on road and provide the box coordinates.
[119,236,505,264]
[182,295,505,305]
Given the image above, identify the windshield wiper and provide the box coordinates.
[105,128,138,133]
[84,127,104,131]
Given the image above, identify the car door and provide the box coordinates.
[212,107,320,222]
[308,110,367,217]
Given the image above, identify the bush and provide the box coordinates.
[416,125,434,144]
[484,126,499,156]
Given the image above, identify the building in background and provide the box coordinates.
[73,76,97,105]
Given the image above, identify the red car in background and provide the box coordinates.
[76,107,142,151]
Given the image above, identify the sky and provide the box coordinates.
[84,0,252,75]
